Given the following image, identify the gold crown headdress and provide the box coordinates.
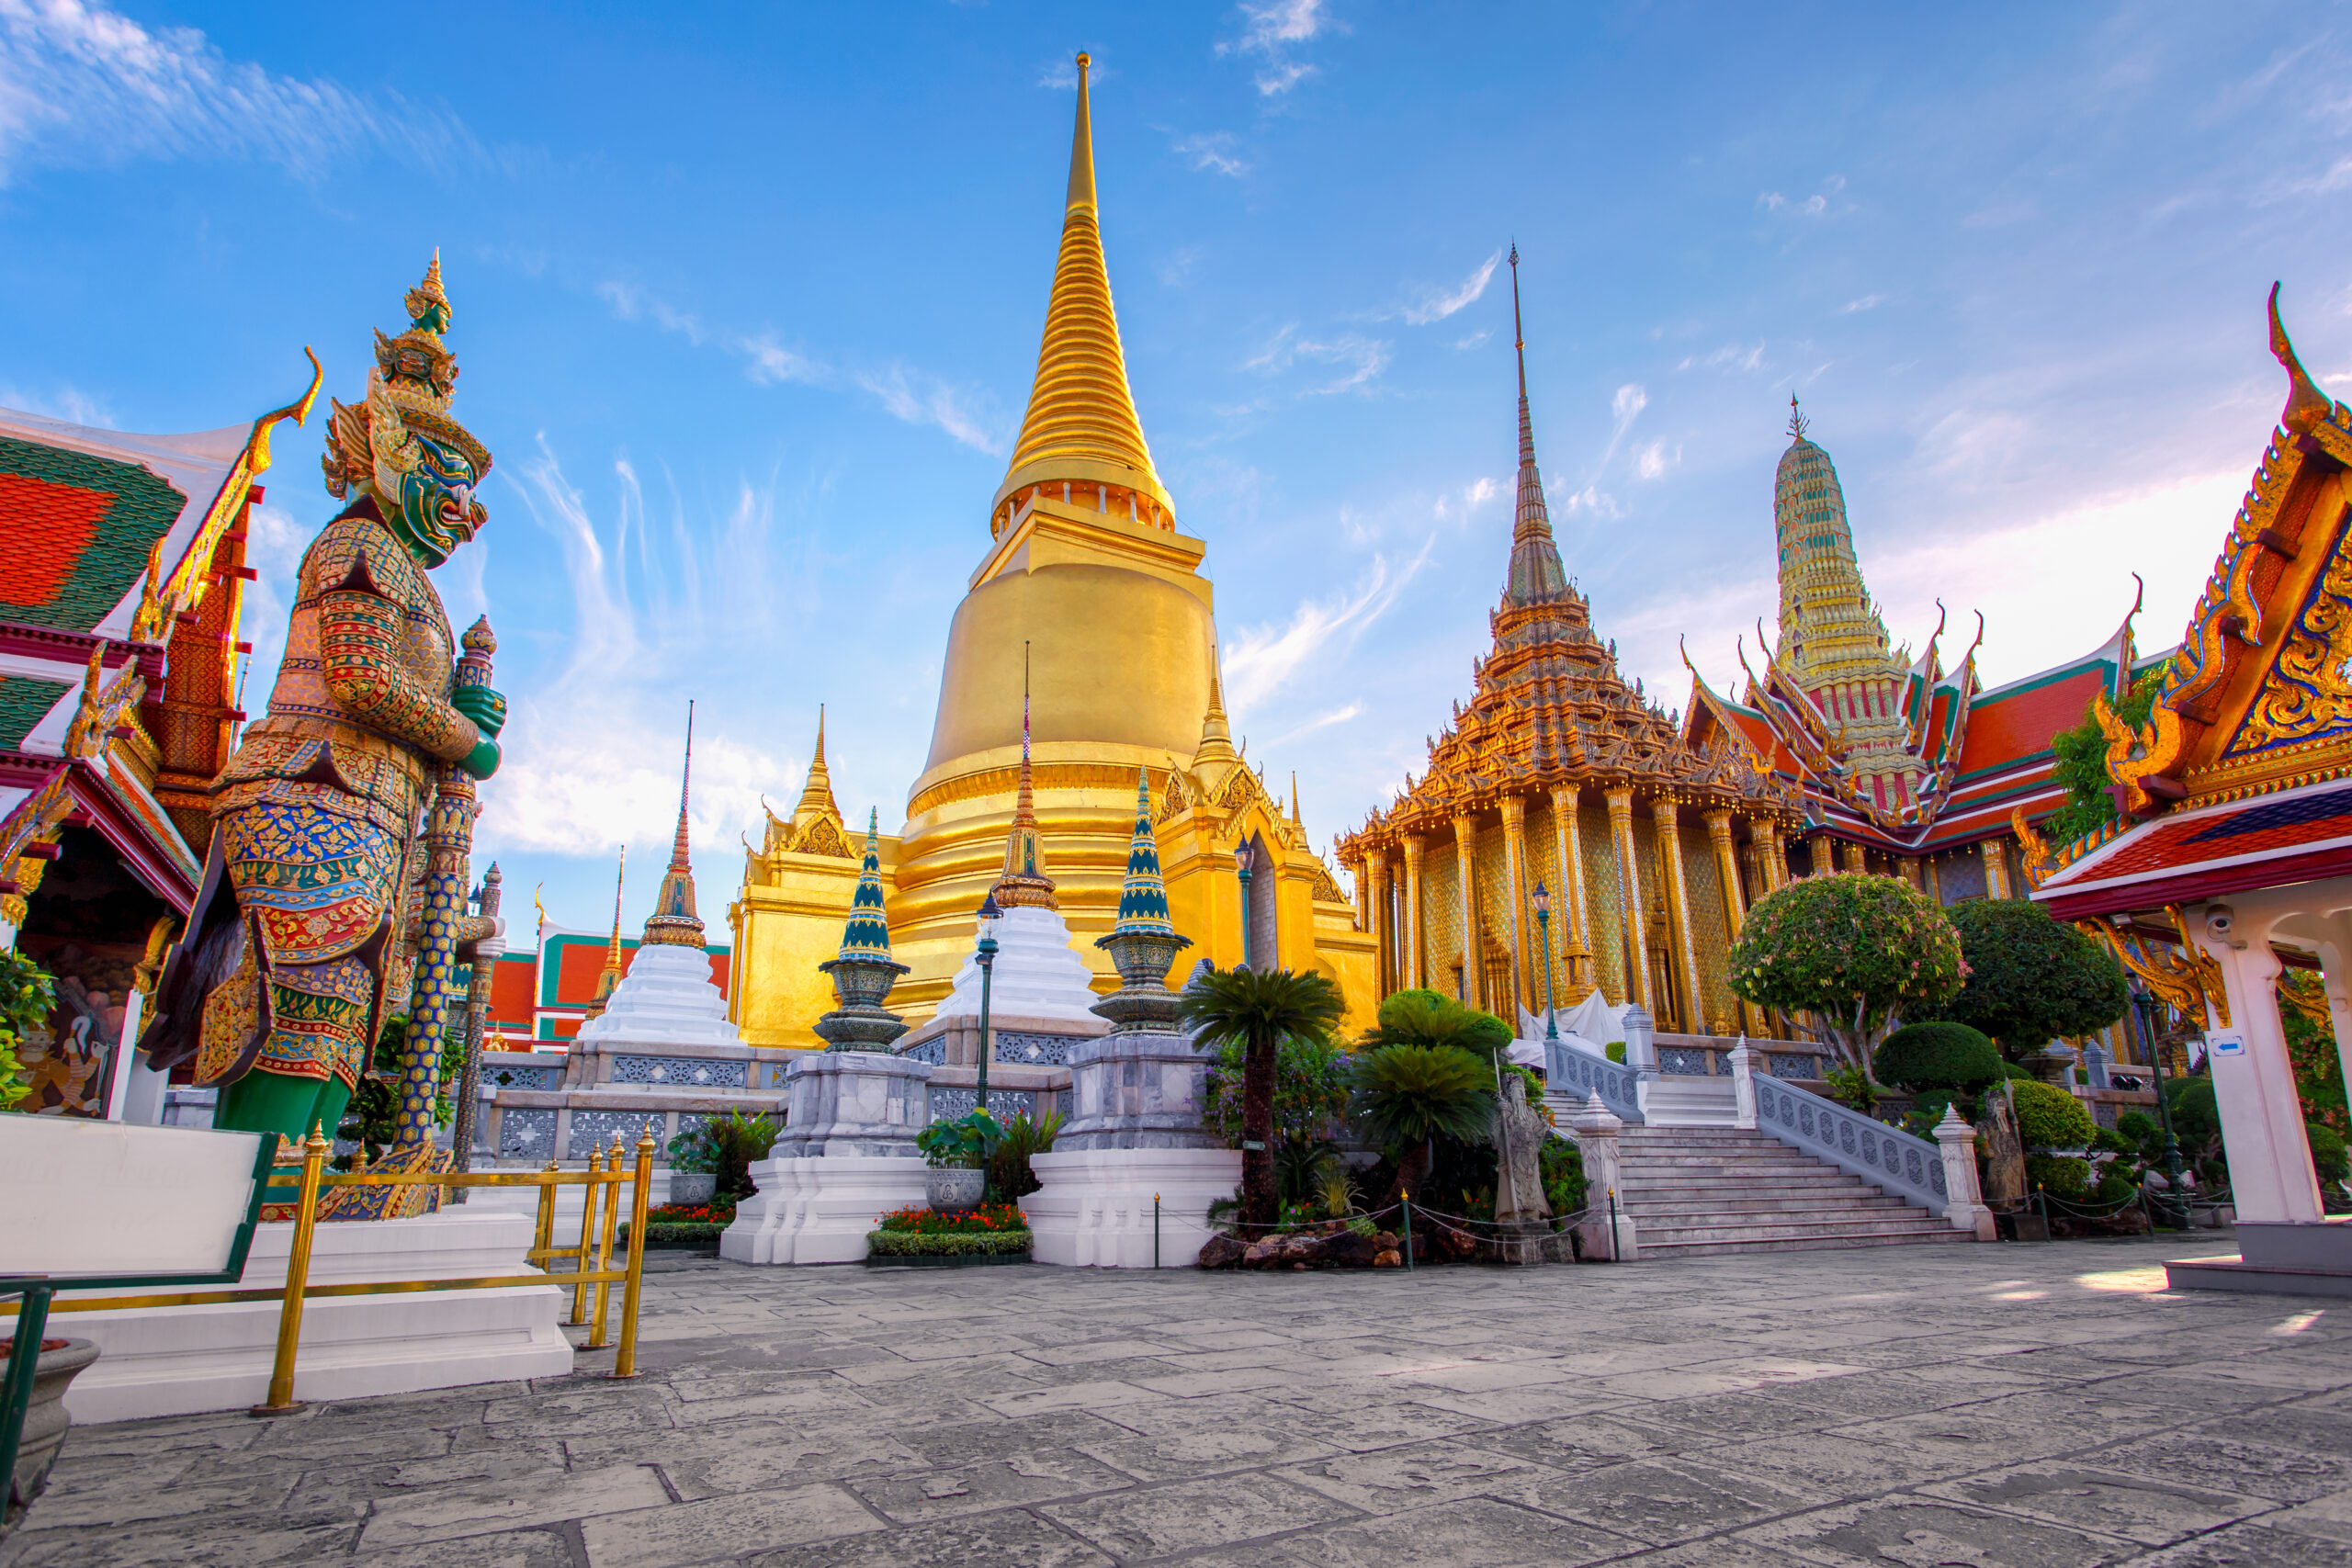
[323,251,492,500]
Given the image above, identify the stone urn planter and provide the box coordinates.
[4,1335,99,1538]
[667,1172,718,1206]
[926,1167,986,1213]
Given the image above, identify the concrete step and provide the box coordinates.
[1638,1214,1954,1242]
[1600,1124,1962,1258]
[1626,1196,1919,1217]
[1640,1229,1971,1258]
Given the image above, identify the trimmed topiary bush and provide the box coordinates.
[2007,1078,2098,1149]
[1937,898,2129,1061]
[2026,1152,2092,1200]
[1874,1022,2005,1092]
[1728,873,1964,1067]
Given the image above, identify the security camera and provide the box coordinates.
[2205,906,2242,948]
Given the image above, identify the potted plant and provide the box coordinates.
[663,1122,719,1207]
[916,1108,1001,1210]
[4,1331,99,1538]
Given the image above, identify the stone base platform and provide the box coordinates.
[718,1155,929,1265]
[2166,1218,2352,1298]
[59,1212,572,1424]
[1021,1148,1242,1269]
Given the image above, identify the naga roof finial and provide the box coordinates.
[2269,282,2334,435]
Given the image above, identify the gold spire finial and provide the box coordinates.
[404,248,451,334]
[1787,392,1809,441]
[992,51,1170,530]
[793,705,840,823]
[584,845,626,1019]
[1194,646,1238,764]
[993,641,1058,908]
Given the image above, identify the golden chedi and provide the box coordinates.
[729,56,1374,1048]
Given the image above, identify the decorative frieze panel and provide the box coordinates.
[612,1055,746,1089]
[568,1107,664,1158]
[497,1108,557,1160]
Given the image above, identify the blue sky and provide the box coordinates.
[5,1,2349,940]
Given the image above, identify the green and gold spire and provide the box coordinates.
[838,808,894,961]
[1112,768,1173,935]
[641,702,707,947]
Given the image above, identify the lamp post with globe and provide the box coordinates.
[974,892,1001,1115]
[1532,881,1559,1043]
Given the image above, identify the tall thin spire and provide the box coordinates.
[838,808,894,960]
[994,641,1057,908]
[1193,646,1238,764]
[1502,245,1569,607]
[992,51,1171,531]
[792,704,839,822]
[583,845,625,1019]
[642,702,707,947]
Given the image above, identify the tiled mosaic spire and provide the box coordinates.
[642,702,706,947]
[1112,768,1174,935]
[993,642,1058,909]
[838,808,893,961]
[1504,245,1569,608]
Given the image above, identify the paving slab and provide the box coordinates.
[15,1232,2347,1568]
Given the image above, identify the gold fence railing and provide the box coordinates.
[3,1125,657,1414]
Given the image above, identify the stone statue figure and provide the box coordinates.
[141,255,505,1160]
[1493,1073,1553,1228]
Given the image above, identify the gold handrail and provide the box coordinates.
[4,1124,658,1413]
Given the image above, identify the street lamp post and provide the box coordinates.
[2131,987,2190,1229]
[975,892,1001,1115]
[1532,880,1559,1042]
[1235,840,1254,972]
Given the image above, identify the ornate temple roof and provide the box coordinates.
[991,53,1172,530]
[1340,256,1793,854]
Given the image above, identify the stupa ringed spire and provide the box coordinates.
[641,702,707,947]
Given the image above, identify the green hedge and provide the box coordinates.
[2007,1078,2098,1149]
[1874,1022,2004,1092]
[618,1221,727,1249]
[865,1229,1033,1258]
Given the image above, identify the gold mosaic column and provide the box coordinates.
[1842,840,1868,875]
[1401,835,1427,988]
[1500,795,1531,1014]
[1551,786,1589,951]
[1979,835,2011,899]
[1896,858,1924,893]
[1758,821,1787,890]
[1707,808,1766,1038]
[1606,787,1652,1014]
[1363,845,1391,997]
[1655,797,1709,1033]
[1453,813,1481,1010]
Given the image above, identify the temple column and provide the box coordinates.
[1705,808,1762,1037]
[1368,846,1393,997]
[1552,786,1589,949]
[1655,796,1710,1033]
[1979,835,2012,899]
[1759,820,1788,890]
[1500,795,1532,1015]
[1896,858,1923,893]
[1401,834,1427,988]
[1925,853,1943,906]
[1453,813,1481,1011]
[1842,840,1868,875]
[1606,787,1652,1014]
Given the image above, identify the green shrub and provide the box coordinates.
[988,1110,1063,1201]
[2116,1111,2163,1145]
[917,1109,1004,1169]
[618,1220,726,1249]
[1366,988,1514,1061]
[1539,1134,1587,1218]
[0,949,53,1111]
[2093,1168,2141,1206]
[2310,1122,2350,1201]
[1874,1022,2004,1092]
[706,1110,780,1201]
[1604,1042,1625,1065]
[1900,1089,1961,1141]
[2007,1078,2098,1149]
[1825,1064,1881,1113]
[2090,1125,2135,1156]
[865,1228,1032,1257]
[2026,1153,2092,1200]
[1728,873,1964,1065]
[1935,898,2129,1060]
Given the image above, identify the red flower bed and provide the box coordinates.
[649,1201,736,1224]
[876,1203,1027,1235]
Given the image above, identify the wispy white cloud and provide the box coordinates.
[852,365,1006,454]
[1220,0,1341,96]
[1453,328,1491,351]
[1156,245,1206,287]
[1840,293,1888,314]
[1400,249,1501,325]
[732,331,823,388]
[1225,536,1434,712]
[1431,476,1500,528]
[0,0,493,183]
[1757,174,1849,219]
[1175,132,1249,177]
[1634,438,1679,480]
[1268,701,1364,747]
[0,381,114,426]
[1244,324,1391,395]
[1676,341,1766,374]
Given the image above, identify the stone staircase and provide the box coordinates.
[1617,1126,1968,1257]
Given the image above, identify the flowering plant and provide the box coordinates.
[875,1203,1027,1235]
[1727,873,1963,1070]
[649,1201,736,1224]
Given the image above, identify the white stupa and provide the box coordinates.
[931,678,1101,1029]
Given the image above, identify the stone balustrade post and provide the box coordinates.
[1728,1037,1758,1131]
[1567,1091,1638,1261]
[1934,1106,1996,1240]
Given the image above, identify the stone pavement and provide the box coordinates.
[8,1235,2352,1566]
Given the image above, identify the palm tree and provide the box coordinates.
[1350,1044,1496,1202]
[1361,987,1514,1063]
[1179,966,1346,1229]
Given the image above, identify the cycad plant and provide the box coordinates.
[1351,1043,1497,1202]
[1178,965,1346,1230]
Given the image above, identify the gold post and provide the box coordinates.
[252,1122,329,1415]
[611,1127,655,1380]
[589,1133,626,1348]
[531,1157,558,1264]
[570,1141,604,1325]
